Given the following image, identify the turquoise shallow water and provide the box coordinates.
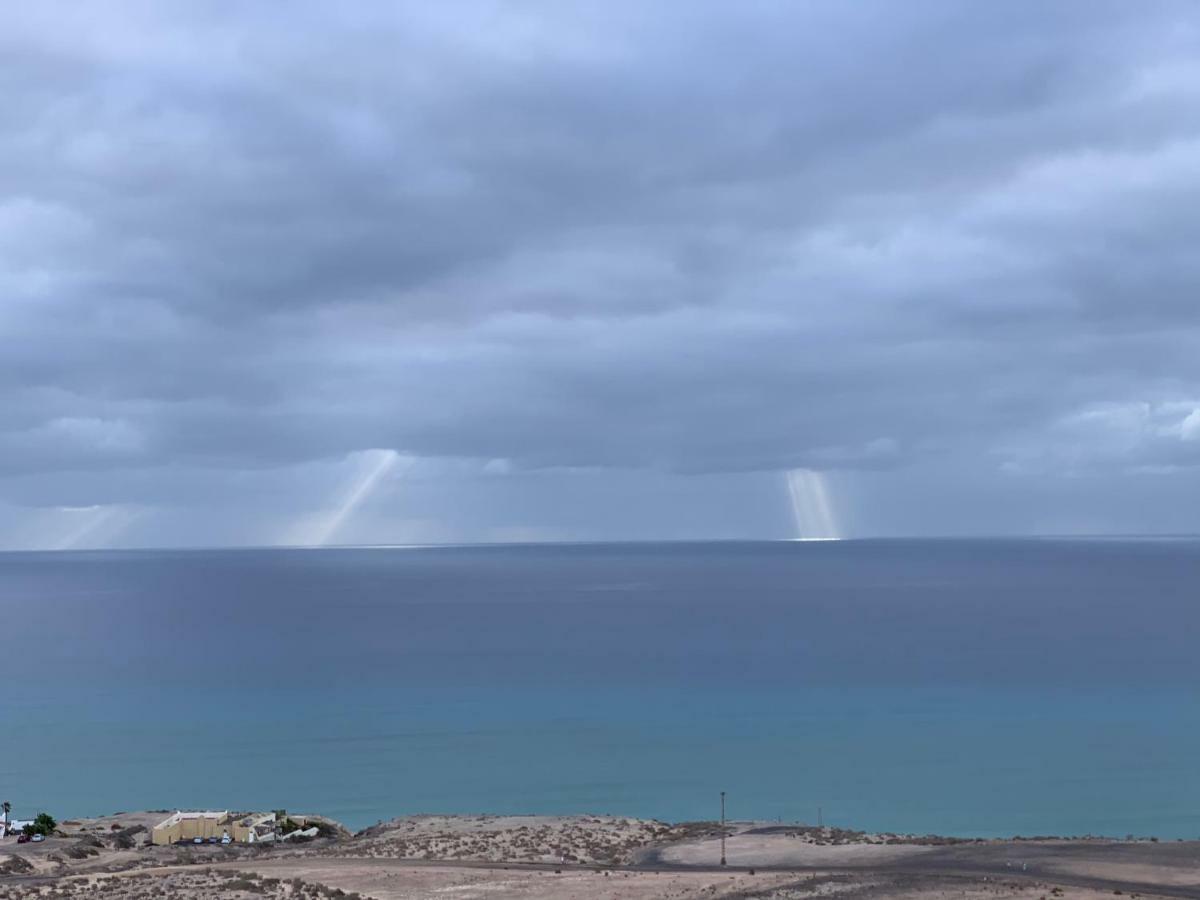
[2,540,1198,836]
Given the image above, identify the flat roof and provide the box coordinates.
[154,810,230,828]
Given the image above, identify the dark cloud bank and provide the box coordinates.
[3,1,1200,547]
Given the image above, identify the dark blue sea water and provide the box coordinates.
[2,540,1198,837]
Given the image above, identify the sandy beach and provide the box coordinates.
[4,813,1199,900]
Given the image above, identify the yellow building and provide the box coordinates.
[152,810,311,845]
[151,810,232,845]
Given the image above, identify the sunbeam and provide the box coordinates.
[785,468,840,540]
[50,505,134,550]
[301,449,404,546]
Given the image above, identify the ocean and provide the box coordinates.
[2,539,1197,838]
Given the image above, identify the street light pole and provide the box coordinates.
[720,791,726,866]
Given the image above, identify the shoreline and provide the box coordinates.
[9,806,1188,846]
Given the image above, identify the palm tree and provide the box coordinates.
[1,801,10,836]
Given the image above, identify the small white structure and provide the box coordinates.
[4,819,34,836]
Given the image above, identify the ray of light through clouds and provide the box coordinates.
[0,504,138,551]
[286,450,406,547]
[785,470,840,541]
[50,505,124,551]
[4,2,1200,544]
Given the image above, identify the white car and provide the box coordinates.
[31,834,45,842]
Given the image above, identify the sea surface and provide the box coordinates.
[2,539,1198,838]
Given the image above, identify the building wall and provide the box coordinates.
[152,811,288,845]
[151,814,230,846]
[228,812,275,843]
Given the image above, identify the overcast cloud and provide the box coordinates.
[3,1,1200,548]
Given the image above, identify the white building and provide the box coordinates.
[3,818,34,836]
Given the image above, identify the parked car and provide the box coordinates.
[31,834,45,842]
[16,834,31,844]
[192,837,203,844]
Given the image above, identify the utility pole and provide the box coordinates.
[720,791,727,866]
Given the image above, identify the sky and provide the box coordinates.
[3,1,1200,548]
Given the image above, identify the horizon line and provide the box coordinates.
[4,533,1200,554]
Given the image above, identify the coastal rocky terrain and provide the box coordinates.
[333,814,722,864]
[3,813,1198,900]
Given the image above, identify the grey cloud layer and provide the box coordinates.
[4,1,1200,524]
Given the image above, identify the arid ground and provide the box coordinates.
[3,814,1198,900]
